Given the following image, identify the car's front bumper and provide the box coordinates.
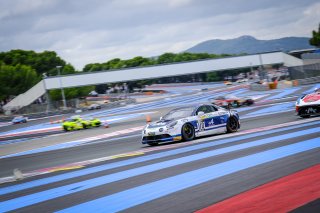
[296,104,320,116]
[142,134,182,144]
[142,133,178,143]
[142,126,182,144]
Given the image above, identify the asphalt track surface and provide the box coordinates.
[0,84,320,212]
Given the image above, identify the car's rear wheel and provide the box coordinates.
[246,99,254,106]
[182,123,195,141]
[227,116,239,133]
[300,115,310,118]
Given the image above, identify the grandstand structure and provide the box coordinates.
[3,51,303,112]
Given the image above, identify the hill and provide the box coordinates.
[185,35,314,54]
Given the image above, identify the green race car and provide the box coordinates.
[62,116,101,131]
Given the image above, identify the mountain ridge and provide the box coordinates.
[185,35,314,54]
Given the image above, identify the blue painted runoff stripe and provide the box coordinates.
[264,87,300,100]
[246,102,294,116]
[0,128,318,212]
[59,138,320,213]
[0,120,319,196]
[304,83,320,94]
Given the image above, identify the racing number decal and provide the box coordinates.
[197,118,215,131]
[199,121,205,131]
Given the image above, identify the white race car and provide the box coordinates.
[296,88,320,118]
[142,104,240,146]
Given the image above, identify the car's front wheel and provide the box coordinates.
[227,116,239,133]
[181,123,195,141]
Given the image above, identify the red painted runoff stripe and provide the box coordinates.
[197,164,320,213]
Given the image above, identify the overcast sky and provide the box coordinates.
[1,0,319,70]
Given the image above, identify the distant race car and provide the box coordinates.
[210,95,254,108]
[295,88,320,118]
[62,116,101,131]
[224,81,233,85]
[12,116,28,124]
[142,104,240,146]
[236,78,248,83]
[88,103,101,110]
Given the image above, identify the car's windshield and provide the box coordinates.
[215,96,225,100]
[162,107,194,120]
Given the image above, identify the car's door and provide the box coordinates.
[194,105,224,136]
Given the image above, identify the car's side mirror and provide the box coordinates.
[197,111,205,116]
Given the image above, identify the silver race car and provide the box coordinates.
[142,104,240,146]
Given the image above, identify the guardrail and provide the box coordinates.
[294,76,320,86]
[0,98,136,122]
[249,83,270,91]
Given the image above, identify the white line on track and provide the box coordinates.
[1,116,319,184]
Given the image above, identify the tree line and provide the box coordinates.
[0,50,93,103]
[0,50,233,103]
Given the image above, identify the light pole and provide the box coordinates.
[57,66,67,109]
[42,73,50,114]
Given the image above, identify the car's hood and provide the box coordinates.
[148,119,175,128]
[297,93,320,106]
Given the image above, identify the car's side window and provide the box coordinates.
[209,105,218,112]
[204,105,215,113]
[196,105,214,114]
[196,106,205,115]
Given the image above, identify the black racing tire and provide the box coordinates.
[300,115,310,118]
[147,142,158,146]
[63,126,69,131]
[233,101,240,107]
[227,116,239,133]
[181,123,195,141]
[246,100,254,106]
[82,124,88,129]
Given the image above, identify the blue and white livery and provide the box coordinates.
[142,104,240,146]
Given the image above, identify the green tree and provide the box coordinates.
[157,53,176,64]
[49,86,94,101]
[124,56,151,68]
[0,62,38,101]
[49,64,93,101]
[207,72,220,82]
[310,23,320,47]
[83,63,103,72]
[0,50,66,76]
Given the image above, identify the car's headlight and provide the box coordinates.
[142,125,149,134]
[166,121,178,129]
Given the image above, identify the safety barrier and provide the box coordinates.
[249,83,270,91]
[294,76,320,86]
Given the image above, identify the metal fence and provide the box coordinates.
[288,63,320,80]
[0,98,136,122]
